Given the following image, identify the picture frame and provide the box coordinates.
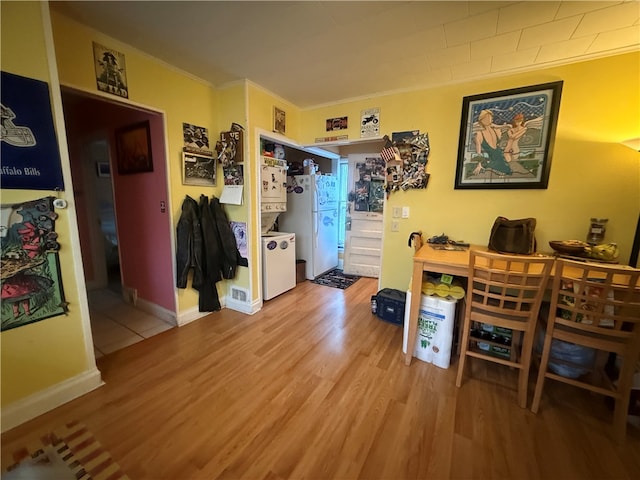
[182,151,216,186]
[273,107,286,134]
[115,120,153,174]
[96,161,111,178]
[454,81,563,189]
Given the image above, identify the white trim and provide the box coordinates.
[41,2,99,371]
[224,295,260,315]
[136,297,177,327]
[304,136,385,148]
[1,368,103,433]
[176,307,209,326]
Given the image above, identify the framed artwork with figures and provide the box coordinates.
[454,81,563,190]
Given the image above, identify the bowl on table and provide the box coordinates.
[548,240,589,256]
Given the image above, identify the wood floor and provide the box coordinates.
[2,277,639,479]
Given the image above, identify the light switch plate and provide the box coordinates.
[402,206,410,218]
[392,207,401,218]
[391,220,400,232]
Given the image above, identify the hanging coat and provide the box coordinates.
[209,196,244,279]
[175,195,203,289]
[198,194,222,311]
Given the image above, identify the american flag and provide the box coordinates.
[380,146,396,162]
[380,135,398,162]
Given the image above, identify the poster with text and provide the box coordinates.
[360,108,380,138]
[1,71,65,190]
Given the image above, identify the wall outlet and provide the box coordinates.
[391,220,400,232]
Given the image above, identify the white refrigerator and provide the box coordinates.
[279,174,339,280]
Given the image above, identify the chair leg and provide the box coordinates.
[531,331,554,413]
[517,331,535,409]
[612,360,635,443]
[456,317,472,388]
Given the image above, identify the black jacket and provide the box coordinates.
[175,195,244,312]
[198,194,222,311]
[176,195,203,289]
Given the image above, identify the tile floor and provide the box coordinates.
[88,288,174,359]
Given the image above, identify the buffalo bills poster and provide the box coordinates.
[1,71,65,190]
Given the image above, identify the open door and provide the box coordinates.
[343,153,384,277]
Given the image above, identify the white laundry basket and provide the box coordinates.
[402,291,458,369]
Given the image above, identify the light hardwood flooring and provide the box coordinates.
[2,277,639,479]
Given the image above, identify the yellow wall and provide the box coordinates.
[1,2,94,406]
[302,52,640,290]
[218,82,251,293]
[246,84,301,299]
[50,11,224,313]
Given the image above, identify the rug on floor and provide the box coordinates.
[2,420,129,480]
[312,268,361,289]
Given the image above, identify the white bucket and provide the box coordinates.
[402,291,458,369]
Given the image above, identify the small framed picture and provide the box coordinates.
[96,162,111,178]
[182,151,216,186]
[273,107,286,134]
[93,42,128,98]
[115,120,153,174]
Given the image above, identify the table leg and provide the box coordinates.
[404,260,424,365]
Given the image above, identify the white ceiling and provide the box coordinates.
[50,1,640,109]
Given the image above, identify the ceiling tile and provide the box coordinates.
[497,1,561,34]
[444,10,499,46]
[451,57,493,79]
[407,1,470,28]
[573,2,640,37]
[426,44,470,69]
[555,1,624,20]
[470,31,521,59]
[469,2,517,16]
[587,25,640,52]
[535,36,596,63]
[491,47,541,72]
[519,15,582,49]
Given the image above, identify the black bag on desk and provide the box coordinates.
[488,216,537,254]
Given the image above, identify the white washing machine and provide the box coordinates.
[262,232,296,300]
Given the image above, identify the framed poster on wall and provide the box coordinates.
[0,71,65,190]
[455,81,563,189]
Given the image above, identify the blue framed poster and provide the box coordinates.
[1,71,65,190]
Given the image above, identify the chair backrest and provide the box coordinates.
[468,250,554,331]
[548,259,640,350]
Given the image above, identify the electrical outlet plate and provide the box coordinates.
[391,220,400,232]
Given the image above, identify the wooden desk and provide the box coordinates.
[403,244,637,365]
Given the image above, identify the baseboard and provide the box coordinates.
[177,294,260,325]
[225,294,260,315]
[136,297,177,327]
[1,368,103,433]
[176,307,210,326]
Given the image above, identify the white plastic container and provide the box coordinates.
[402,291,458,369]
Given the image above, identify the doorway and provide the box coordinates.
[61,88,176,356]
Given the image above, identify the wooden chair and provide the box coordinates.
[531,259,640,442]
[456,250,554,408]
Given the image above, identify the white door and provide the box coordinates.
[343,154,384,277]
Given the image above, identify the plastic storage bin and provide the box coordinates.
[402,291,458,369]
